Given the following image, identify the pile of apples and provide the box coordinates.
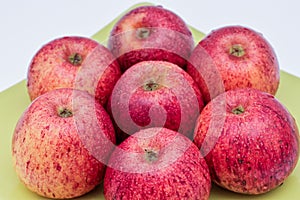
[11,5,299,200]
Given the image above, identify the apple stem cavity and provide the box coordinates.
[68,53,82,66]
[136,27,151,39]
[232,105,245,115]
[143,81,160,91]
[57,107,73,118]
[144,149,158,163]
[229,44,245,57]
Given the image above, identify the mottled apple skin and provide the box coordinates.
[108,5,194,72]
[12,88,116,199]
[187,25,280,103]
[193,88,299,194]
[107,61,204,143]
[27,36,121,105]
[104,127,211,200]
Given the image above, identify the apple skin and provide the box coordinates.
[12,88,116,199]
[193,88,299,194]
[108,60,204,143]
[104,127,211,200]
[27,36,121,105]
[108,5,194,72]
[187,25,280,103]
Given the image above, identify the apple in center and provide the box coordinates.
[108,60,204,143]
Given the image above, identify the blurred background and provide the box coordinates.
[1,0,299,91]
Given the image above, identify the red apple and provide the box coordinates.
[108,5,194,72]
[12,88,116,199]
[104,127,211,200]
[193,88,299,194]
[27,36,121,105]
[108,60,204,143]
[187,25,280,103]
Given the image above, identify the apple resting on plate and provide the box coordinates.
[104,127,211,200]
[193,88,299,194]
[12,88,116,199]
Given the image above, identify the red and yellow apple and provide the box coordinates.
[187,25,280,103]
[12,88,116,199]
[108,60,204,143]
[193,88,299,194]
[108,5,194,72]
[27,36,121,105]
[104,127,211,200]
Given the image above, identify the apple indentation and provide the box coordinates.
[136,27,151,39]
[232,105,245,115]
[229,44,245,57]
[68,53,82,66]
[143,81,160,91]
[144,149,158,163]
[57,107,73,118]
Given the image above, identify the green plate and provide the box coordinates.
[0,2,299,200]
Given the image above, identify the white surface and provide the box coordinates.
[1,0,300,92]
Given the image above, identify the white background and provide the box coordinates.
[1,0,300,92]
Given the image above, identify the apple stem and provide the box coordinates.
[144,149,158,162]
[143,81,160,91]
[69,53,82,66]
[232,105,245,115]
[136,27,151,39]
[229,44,245,57]
[57,107,73,118]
